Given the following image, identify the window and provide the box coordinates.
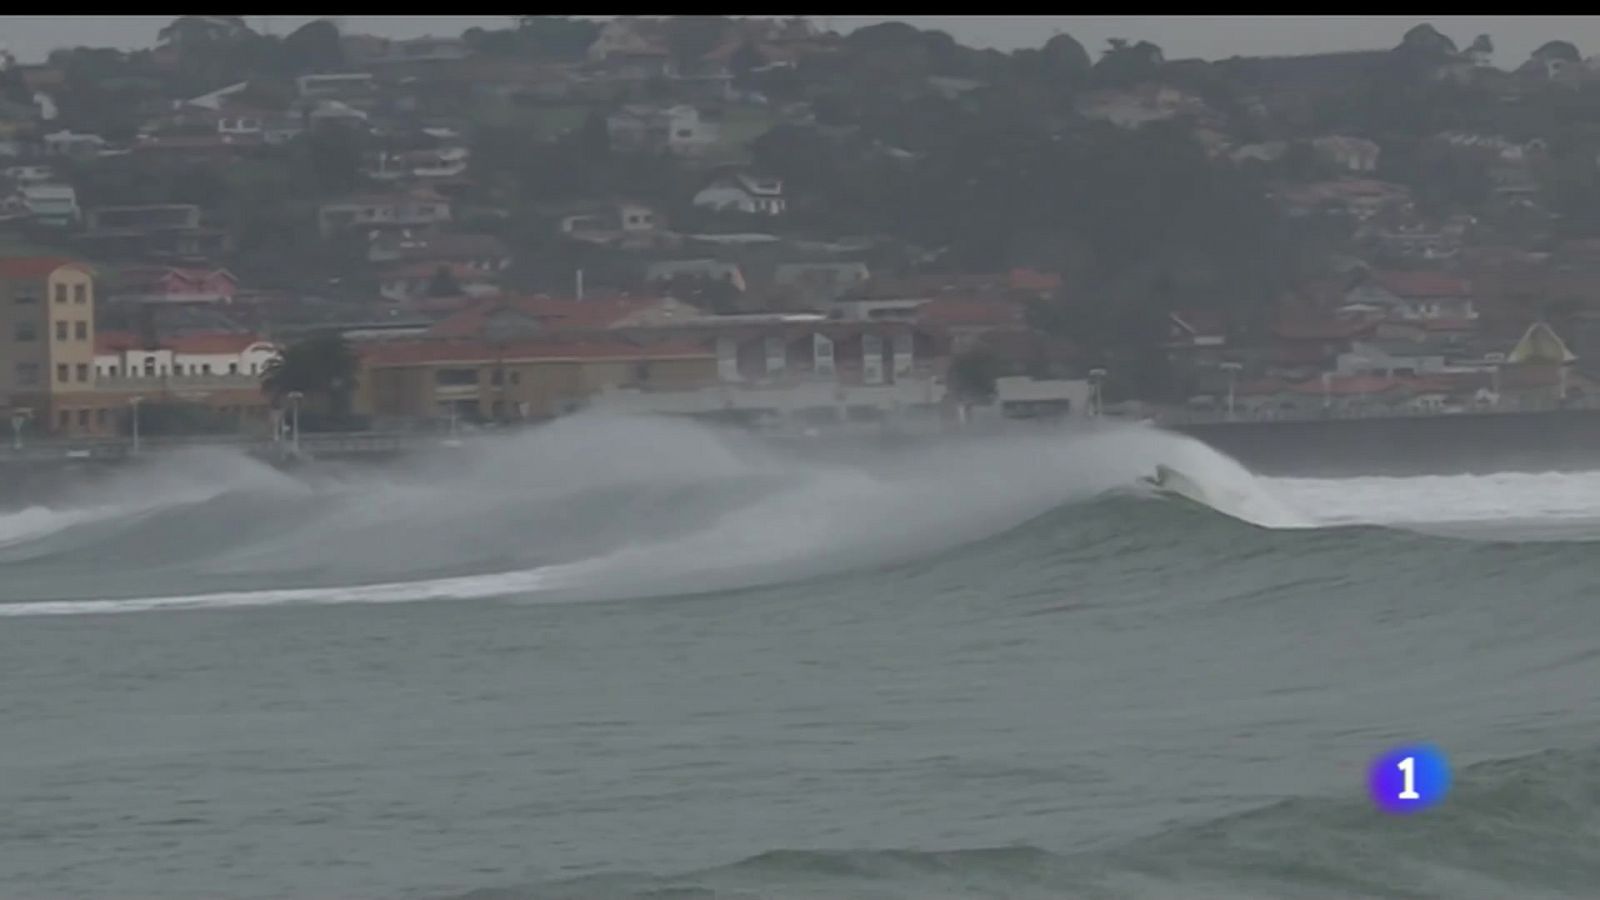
[95,408,107,427]
[509,371,521,385]
[76,364,88,382]
[73,284,86,304]
[250,363,258,374]
[14,291,37,305]
[13,322,36,342]
[54,284,66,303]
[55,321,67,341]
[77,409,88,427]
[228,363,238,374]
[56,364,68,383]
[143,357,156,377]
[490,369,504,386]
[201,363,212,375]
[74,321,87,340]
[14,363,39,386]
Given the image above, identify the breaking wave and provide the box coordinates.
[1,413,1591,618]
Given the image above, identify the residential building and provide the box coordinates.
[1311,135,1381,173]
[295,72,377,104]
[318,190,453,238]
[356,336,716,422]
[41,129,106,159]
[107,266,238,305]
[20,183,78,227]
[558,202,669,248]
[594,315,951,425]
[92,331,278,428]
[645,259,747,291]
[772,261,870,302]
[0,256,107,436]
[79,204,228,261]
[692,172,786,215]
[1343,271,1477,321]
[607,104,718,155]
[366,231,511,271]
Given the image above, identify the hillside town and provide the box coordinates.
[2,16,1599,447]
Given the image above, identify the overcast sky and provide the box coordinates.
[0,16,1594,68]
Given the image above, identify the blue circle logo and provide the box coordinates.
[1368,744,1451,814]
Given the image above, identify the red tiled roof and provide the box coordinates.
[1373,271,1472,298]
[95,331,269,355]
[362,337,711,367]
[916,297,1025,328]
[0,257,90,279]
[1007,268,1062,292]
[166,333,269,354]
[426,295,674,338]
[95,330,143,353]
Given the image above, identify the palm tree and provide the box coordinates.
[261,333,359,415]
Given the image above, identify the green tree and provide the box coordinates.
[947,348,1002,402]
[515,16,602,59]
[281,19,344,73]
[261,333,359,415]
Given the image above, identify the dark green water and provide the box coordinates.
[3,417,1599,899]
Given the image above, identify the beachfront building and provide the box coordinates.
[0,256,111,437]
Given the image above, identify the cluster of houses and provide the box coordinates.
[6,20,1600,439]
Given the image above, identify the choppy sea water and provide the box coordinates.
[3,415,1600,899]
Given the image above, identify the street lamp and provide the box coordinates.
[9,409,29,451]
[1088,367,1107,417]
[286,391,304,456]
[128,396,143,456]
[1220,361,1243,421]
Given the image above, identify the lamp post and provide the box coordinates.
[286,390,303,456]
[9,409,27,451]
[1088,367,1107,418]
[128,396,143,456]
[1220,361,1243,421]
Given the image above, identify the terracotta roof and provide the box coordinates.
[1373,271,1472,298]
[362,337,712,367]
[0,257,90,279]
[96,331,270,355]
[426,295,675,338]
[1007,268,1062,292]
[165,333,270,354]
[916,297,1026,328]
[95,330,144,353]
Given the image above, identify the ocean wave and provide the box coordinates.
[4,414,1591,617]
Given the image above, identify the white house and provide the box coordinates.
[95,333,279,379]
[606,104,718,155]
[21,183,78,227]
[692,173,786,216]
[42,130,106,159]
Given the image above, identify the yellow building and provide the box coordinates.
[0,256,116,436]
[356,336,716,421]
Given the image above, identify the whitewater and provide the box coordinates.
[3,413,1600,899]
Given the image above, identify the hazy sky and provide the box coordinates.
[0,16,1594,68]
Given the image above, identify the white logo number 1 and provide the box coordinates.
[1397,756,1420,800]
